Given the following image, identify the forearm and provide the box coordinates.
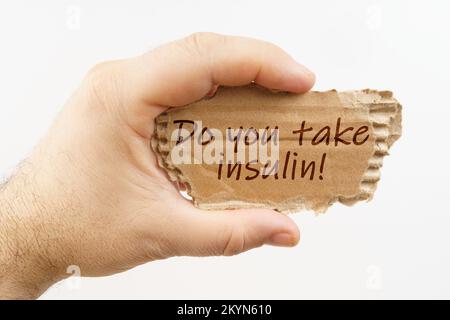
[0,170,66,299]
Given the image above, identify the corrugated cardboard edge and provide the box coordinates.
[151,88,402,213]
[330,89,402,210]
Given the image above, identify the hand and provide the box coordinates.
[0,33,315,299]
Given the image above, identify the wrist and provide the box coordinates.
[0,168,68,299]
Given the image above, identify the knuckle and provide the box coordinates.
[86,60,117,82]
[83,60,124,110]
[85,61,123,92]
[185,32,225,54]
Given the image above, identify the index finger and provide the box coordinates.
[116,33,315,138]
[126,32,315,107]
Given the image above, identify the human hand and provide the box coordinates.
[0,33,315,299]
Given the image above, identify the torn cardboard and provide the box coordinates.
[152,85,402,213]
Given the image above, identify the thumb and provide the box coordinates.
[171,206,300,257]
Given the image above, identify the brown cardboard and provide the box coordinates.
[152,85,402,213]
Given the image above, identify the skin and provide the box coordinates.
[0,33,315,299]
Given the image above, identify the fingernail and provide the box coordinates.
[268,232,298,247]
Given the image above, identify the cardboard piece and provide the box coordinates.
[152,85,402,213]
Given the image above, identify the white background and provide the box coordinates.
[0,0,449,299]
